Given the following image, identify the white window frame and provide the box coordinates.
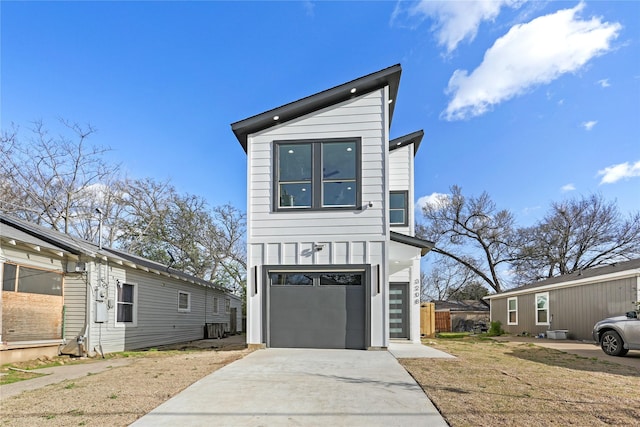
[535,292,550,326]
[213,296,219,314]
[507,297,518,325]
[115,282,138,327]
[178,291,191,313]
[225,297,231,314]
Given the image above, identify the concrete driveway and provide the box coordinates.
[131,347,449,427]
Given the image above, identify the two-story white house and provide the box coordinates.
[231,64,433,350]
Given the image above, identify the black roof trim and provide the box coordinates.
[389,130,424,154]
[390,231,434,257]
[231,64,402,152]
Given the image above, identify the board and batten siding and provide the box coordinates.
[491,276,638,341]
[245,88,392,347]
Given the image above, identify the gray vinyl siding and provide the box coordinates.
[491,276,638,341]
[62,272,87,339]
[87,264,241,353]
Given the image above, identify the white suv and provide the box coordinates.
[592,311,640,356]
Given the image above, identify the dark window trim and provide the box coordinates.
[268,269,365,287]
[390,190,409,227]
[272,138,362,212]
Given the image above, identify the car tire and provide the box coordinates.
[600,330,628,356]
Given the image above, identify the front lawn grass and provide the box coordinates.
[399,336,640,426]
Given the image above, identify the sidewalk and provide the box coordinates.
[0,358,133,400]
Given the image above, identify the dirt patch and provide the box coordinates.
[0,345,251,426]
[400,337,640,426]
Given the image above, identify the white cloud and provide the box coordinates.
[522,205,541,216]
[582,120,597,130]
[597,160,640,184]
[443,3,621,121]
[561,183,576,192]
[415,192,450,211]
[400,0,521,53]
[303,1,315,17]
[597,78,610,88]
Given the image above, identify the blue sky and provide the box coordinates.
[2,1,639,227]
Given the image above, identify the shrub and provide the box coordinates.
[487,321,504,336]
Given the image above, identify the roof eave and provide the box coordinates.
[231,64,402,152]
[390,231,434,257]
[389,130,424,154]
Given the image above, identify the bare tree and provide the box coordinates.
[421,254,479,301]
[0,119,118,234]
[512,194,640,284]
[114,177,246,293]
[417,185,517,293]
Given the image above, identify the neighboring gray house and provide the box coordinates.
[231,64,434,350]
[1,214,242,363]
[485,259,640,341]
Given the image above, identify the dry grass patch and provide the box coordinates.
[400,337,640,426]
[0,347,251,427]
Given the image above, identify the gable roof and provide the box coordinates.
[0,214,231,293]
[389,130,424,155]
[231,64,402,152]
[485,257,640,299]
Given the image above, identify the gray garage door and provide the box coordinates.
[268,271,366,349]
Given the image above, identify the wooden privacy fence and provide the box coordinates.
[420,303,435,337]
[435,311,452,333]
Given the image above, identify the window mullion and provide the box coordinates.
[313,142,322,208]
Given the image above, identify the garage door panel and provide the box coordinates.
[269,280,365,349]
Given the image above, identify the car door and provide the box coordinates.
[622,315,640,348]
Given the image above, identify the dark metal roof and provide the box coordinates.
[1,214,87,256]
[0,213,230,293]
[487,257,640,298]
[102,247,228,292]
[389,130,424,155]
[433,300,490,312]
[390,231,434,256]
[231,64,402,152]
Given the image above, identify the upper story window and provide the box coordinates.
[274,139,361,211]
[390,191,408,226]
